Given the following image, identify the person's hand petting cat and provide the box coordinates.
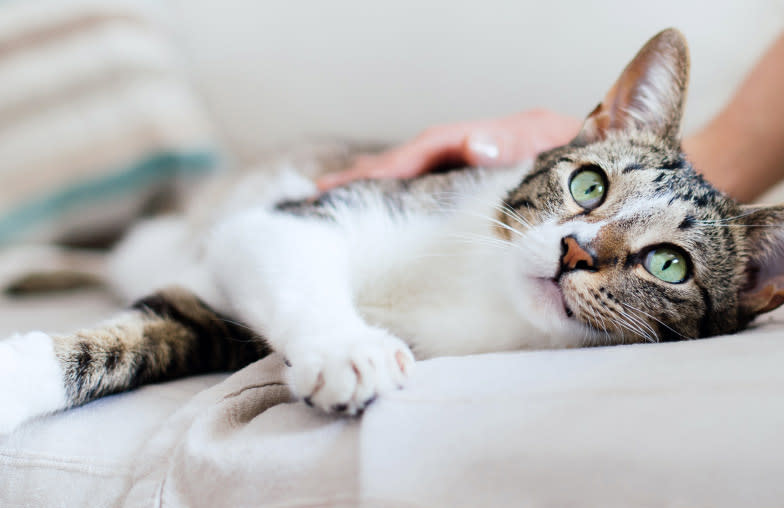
[316,109,580,191]
[321,33,784,204]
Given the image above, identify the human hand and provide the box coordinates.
[317,109,581,191]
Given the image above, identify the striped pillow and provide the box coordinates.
[0,1,219,245]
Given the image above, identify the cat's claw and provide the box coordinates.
[286,327,414,415]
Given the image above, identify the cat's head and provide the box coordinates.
[502,28,784,345]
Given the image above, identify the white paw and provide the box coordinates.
[0,331,66,434]
[286,327,414,415]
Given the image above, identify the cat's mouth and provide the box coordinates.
[540,275,615,337]
[533,277,572,319]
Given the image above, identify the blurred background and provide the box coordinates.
[0,0,781,245]
[166,0,782,160]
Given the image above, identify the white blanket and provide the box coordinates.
[2,291,784,507]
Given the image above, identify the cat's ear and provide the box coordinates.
[738,205,784,316]
[573,28,689,145]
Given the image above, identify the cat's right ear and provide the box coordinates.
[738,205,784,318]
[573,28,690,145]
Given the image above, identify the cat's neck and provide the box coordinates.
[354,165,564,358]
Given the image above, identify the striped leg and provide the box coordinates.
[0,287,268,433]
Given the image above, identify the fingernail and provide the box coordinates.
[467,133,500,165]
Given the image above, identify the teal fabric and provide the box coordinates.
[0,150,217,244]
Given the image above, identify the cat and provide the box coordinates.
[2,28,784,433]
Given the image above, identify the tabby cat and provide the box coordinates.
[2,29,783,433]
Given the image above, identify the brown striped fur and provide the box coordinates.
[52,287,267,408]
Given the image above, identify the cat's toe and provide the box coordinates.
[286,328,414,415]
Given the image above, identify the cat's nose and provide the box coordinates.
[560,236,597,272]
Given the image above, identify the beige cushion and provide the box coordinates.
[0,1,217,245]
[2,292,784,507]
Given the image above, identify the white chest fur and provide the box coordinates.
[332,169,543,358]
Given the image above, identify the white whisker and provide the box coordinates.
[620,301,694,340]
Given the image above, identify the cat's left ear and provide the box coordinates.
[574,28,690,145]
[738,205,784,316]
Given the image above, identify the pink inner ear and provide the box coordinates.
[573,29,688,145]
[741,251,784,314]
[742,279,784,314]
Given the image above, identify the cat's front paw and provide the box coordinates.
[286,327,414,415]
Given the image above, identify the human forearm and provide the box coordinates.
[684,34,784,202]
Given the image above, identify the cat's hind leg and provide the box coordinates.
[0,286,267,433]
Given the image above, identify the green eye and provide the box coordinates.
[569,167,606,209]
[644,246,689,283]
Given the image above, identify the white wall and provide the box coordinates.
[164,0,783,164]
